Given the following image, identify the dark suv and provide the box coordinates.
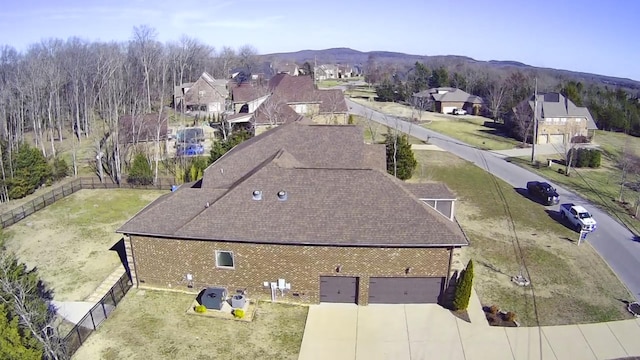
[526,181,560,206]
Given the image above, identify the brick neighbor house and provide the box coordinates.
[413,87,483,115]
[117,118,468,305]
[174,72,228,115]
[517,92,598,144]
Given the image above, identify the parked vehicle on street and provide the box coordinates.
[559,203,597,232]
[452,108,467,115]
[526,181,560,205]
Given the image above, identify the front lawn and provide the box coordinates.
[424,118,521,150]
[412,150,633,326]
[509,129,640,235]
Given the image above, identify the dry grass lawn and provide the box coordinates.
[2,189,165,301]
[72,289,308,360]
[509,130,640,236]
[412,150,634,326]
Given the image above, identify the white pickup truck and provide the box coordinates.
[559,203,597,232]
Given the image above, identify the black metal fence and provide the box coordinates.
[62,272,132,357]
[0,177,174,229]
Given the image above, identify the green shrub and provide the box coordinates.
[194,304,207,313]
[348,114,355,125]
[557,168,565,175]
[233,309,245,319]
[127,153,153,185]
[577,148,590,168]
[453,260,474,311]
[52,157,69,180]
[588,149,601,168]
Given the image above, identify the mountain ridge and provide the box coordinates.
[261,47,640,90]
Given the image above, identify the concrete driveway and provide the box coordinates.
[298,294,640,360]
[298,303,465,360]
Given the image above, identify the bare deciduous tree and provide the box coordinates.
[486,78,506,122]
[512,100,534,146]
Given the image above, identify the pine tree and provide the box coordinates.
[453,260,474,311]
[385,132,417,180]
[0,304,42,360]
[127,153,153,185]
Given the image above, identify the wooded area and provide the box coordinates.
[0,25,259,202]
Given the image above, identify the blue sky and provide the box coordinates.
[1,0,639,81]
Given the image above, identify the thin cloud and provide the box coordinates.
[196,16,284,30]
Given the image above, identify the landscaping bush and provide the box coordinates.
[453,260,474,311]
[194,305,207,313]
[589,149,601,168]
[505,311,517,322]
[566,148,602,169]
[233,309,245,319]
[577,148,590,168]
[557,168,565,175]
[489,305,498,315]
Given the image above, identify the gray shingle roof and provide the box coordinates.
[414,87,483,104]
[117,120,468,247]
[527,92,598,130]
[403,182,456,200]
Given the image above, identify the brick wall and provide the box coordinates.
[129,236,453,305]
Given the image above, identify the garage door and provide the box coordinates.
[537,134,549,144]
[368,277,443,304]
[549,134,564,144]
[442,106,456,114]
[320,276,358,303]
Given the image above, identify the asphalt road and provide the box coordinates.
[347,98,640,302]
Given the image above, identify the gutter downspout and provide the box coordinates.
[444,246,455,290]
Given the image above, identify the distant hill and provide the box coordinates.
[261,48,640,91]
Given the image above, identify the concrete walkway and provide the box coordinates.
[298,289,640,360]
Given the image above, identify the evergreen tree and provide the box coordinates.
[384,132,417,180]
[7,145,52,199]
[0,304,42,360]
[127,153,153,185]
[429,66,450,88]
[453,260,474,311]
[209,130,253,164]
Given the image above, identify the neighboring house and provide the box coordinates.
[269,73,348,124]
[174,72,228,114]
[337,64,354,78]
[229,82,269,113]
[250,98,303,135]
[414,87,483,115]
[118,113,168,144]
[274,63,299,76]
[519,92,598,144]
[117,119,468,305]
[315,64,339,80]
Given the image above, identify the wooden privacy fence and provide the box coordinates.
[0,177,174,229]
[62,272,132,357]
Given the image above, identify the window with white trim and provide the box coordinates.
[215,250,235,269]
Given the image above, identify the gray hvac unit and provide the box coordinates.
[231,294,246,309]
[201,287,227,310]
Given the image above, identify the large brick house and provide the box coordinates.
[117,119,468,305]
[517,92,598,144]
[413,87,483,115]
[174,72,228,114]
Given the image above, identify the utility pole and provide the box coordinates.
[314,56,317,88]
[531,78,538,163]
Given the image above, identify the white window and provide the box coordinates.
[215,251,235,269]
[560,118,567,123]
[199,90,205,97]
[575,118,582,122]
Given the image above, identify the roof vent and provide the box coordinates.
[277,190,287,201]
[252,190,262,201]
[205,202,210,208]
